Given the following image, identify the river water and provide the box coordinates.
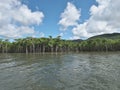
[0,53,120,90]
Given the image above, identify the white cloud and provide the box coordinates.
[0,0,44,39]
[59,33,64,37]
[72,22,92,39]
[71,0,120,39]
[58,2,81,30]
[0,24,35,38]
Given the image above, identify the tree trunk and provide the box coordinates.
[51,47,53,53]
[32,43,35,53]
[55,46,58,53]
[42,45,45,54]
[5,44,7,53]
[26,46,28,54]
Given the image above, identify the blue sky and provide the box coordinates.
[0,0,120,39]
[22,0,97,39]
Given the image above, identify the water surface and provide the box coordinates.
[0,53,120,90]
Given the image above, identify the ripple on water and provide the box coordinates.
[0,53,120,90]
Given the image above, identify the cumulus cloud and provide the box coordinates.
[72,22,91,39]
[72,0,120,39]
[58,2,81,30]
[59,33,64,37]
[0,0,44,39]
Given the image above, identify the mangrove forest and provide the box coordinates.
[0,33,120,53]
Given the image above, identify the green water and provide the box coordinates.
[0,53,120,90]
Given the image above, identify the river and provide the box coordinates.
[0,53,120,90]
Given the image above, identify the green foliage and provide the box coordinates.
[0,35,120,53]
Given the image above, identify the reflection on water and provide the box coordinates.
[0,53,120,90]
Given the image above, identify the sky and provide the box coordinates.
[0,0,120,40]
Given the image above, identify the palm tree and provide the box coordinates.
[40,38,49,53]
[2,39,10,53]
[54,36,61,52]
[48,36,54,52]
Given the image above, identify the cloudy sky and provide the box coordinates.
[0,0,120,39]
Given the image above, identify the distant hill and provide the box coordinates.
[88,33,120,40]
[71,39,83,42]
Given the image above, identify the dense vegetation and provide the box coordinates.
[0,33,120,53]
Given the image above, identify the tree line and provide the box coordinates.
[0,36,120,53]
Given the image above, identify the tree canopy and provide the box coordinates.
[0,35,120,53]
